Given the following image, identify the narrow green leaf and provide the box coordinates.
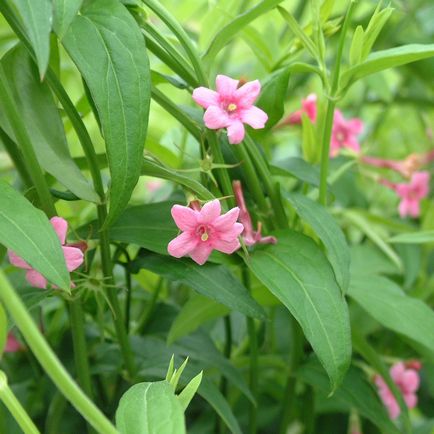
[341,44,434,88]
[8,0,51,77]
[301,113,318,164]
[178,371,203,411]
[0,303,7,357]
[63,0,151,227]
[349,25,364,65]
[249,230,351,390]
[203,0,285,63]
[389,230,434,244]
[286,193,350,292]
[298,358,401,434]
[0,45,99,203]
[348,275,434,354]
[52,0,83,39]
[132,252,265,320]
[0,181,70,290]
[271,157,321,187]
[116,381,186,434]
[168,294,229,344]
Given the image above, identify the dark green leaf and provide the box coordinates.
[132,252,265,320]
[249,230,351,390]
[0,181,70,290]
[286,193,350,291]
[0,45,99,203]
[52,0,83,38]
[63,0,151,227]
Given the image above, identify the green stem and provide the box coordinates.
[318,1,356,205]
[219,315,233,434]
[242,269,258,434]
[0,65,56,217]
[134,278,163,334]
[0,271,118,434]
[0,371,40,434]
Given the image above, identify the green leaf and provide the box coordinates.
[177,371,203,411]
[203,0,285,63]
[0,181,70,290]
[8,0,51,77]
[0,45,99,203]
[349,25,364,65]
[341,44,434,88]
[132,252,265,320]
[298,358,401,434]
[168,294,229,344]
[52,0,83,39]
[348,274,434,355]
[270,157,321,187]
[0,303,6,357]
[63,0,151,227]
[286,193,350,292]
[389,230,434,244]
[249,230,351,390]
[116,381,186,434]
[301,113,318,164]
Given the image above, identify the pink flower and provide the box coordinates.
[8,217,84,289]
[233,180,277,246]
[192,75,268,144]
[362,153,426,179]
[5,332,23,353]
[395,171,430,218]
[285,93,318,125]
[168,199,244,265]
[375,362,420,419]
[330,109,364,157]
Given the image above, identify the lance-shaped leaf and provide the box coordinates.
[248,230,351,390]
[0,182,70,291]
[0,45,98,203]
[63,0,151,227]
[7,0,51,77]
[52,0,83,39]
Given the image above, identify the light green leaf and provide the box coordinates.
[301,113,318,164]
[0,181,70,291]
[132,252,265,320]
[0,45,99,203]
[389,230,434,244]
[349,25,364,65]
[249,230,351,390]
[168,294,229,344]
[63,0,151,227]
[52,0,83,39]
[178,371,203,411]
[341,44,434,88]
[116,381,186,434]
[203,0,285,64]
[8,0,51,77]
[286,193,350,292]
[348,275,434,354]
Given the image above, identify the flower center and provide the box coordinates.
[336,131,345,142]
[196,225,209,242]
[227,103,237,112]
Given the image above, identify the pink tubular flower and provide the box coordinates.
[330,109,364,157]
[233,180,277,246]
[168,199,244,265]
[375,362,421,419]
[8,217,84,289]
[285,93,318,125]
[5,332,23,353]
[192,74,268,144]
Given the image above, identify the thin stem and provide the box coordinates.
[0,65,56,217]
[219,315,233,434]
[318,1,356,205]
[0,371,40,434]
[134,278,163,334]
[0,271,118,434]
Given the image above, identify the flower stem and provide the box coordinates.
[0,271,118,434]
[0,371,40,434]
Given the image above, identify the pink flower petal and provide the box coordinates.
[5,333,22,353]
[204,106,230,129]
[171,205,199,231]
[345,137,361,153]
[401,370,420,393]
[227,120,245,144]
[199,199,221,224]
[8,250,31,270]
[26,269,47,289]
[168,232,199,258]
[234,79,261,107]
[240,106,268,129]
[50,217,68,245]
[217,222,244,242]
[302,94,317,123]
[213,207,240,231]
[216,75,239,99]
[189,244,214,265]
[62,246,84,272]
[192,87,220,109]
[404,392,417,409]
[348,118,364,135]
[391,362,406,381]
[411,171,430,198]
[212,238,241,254]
